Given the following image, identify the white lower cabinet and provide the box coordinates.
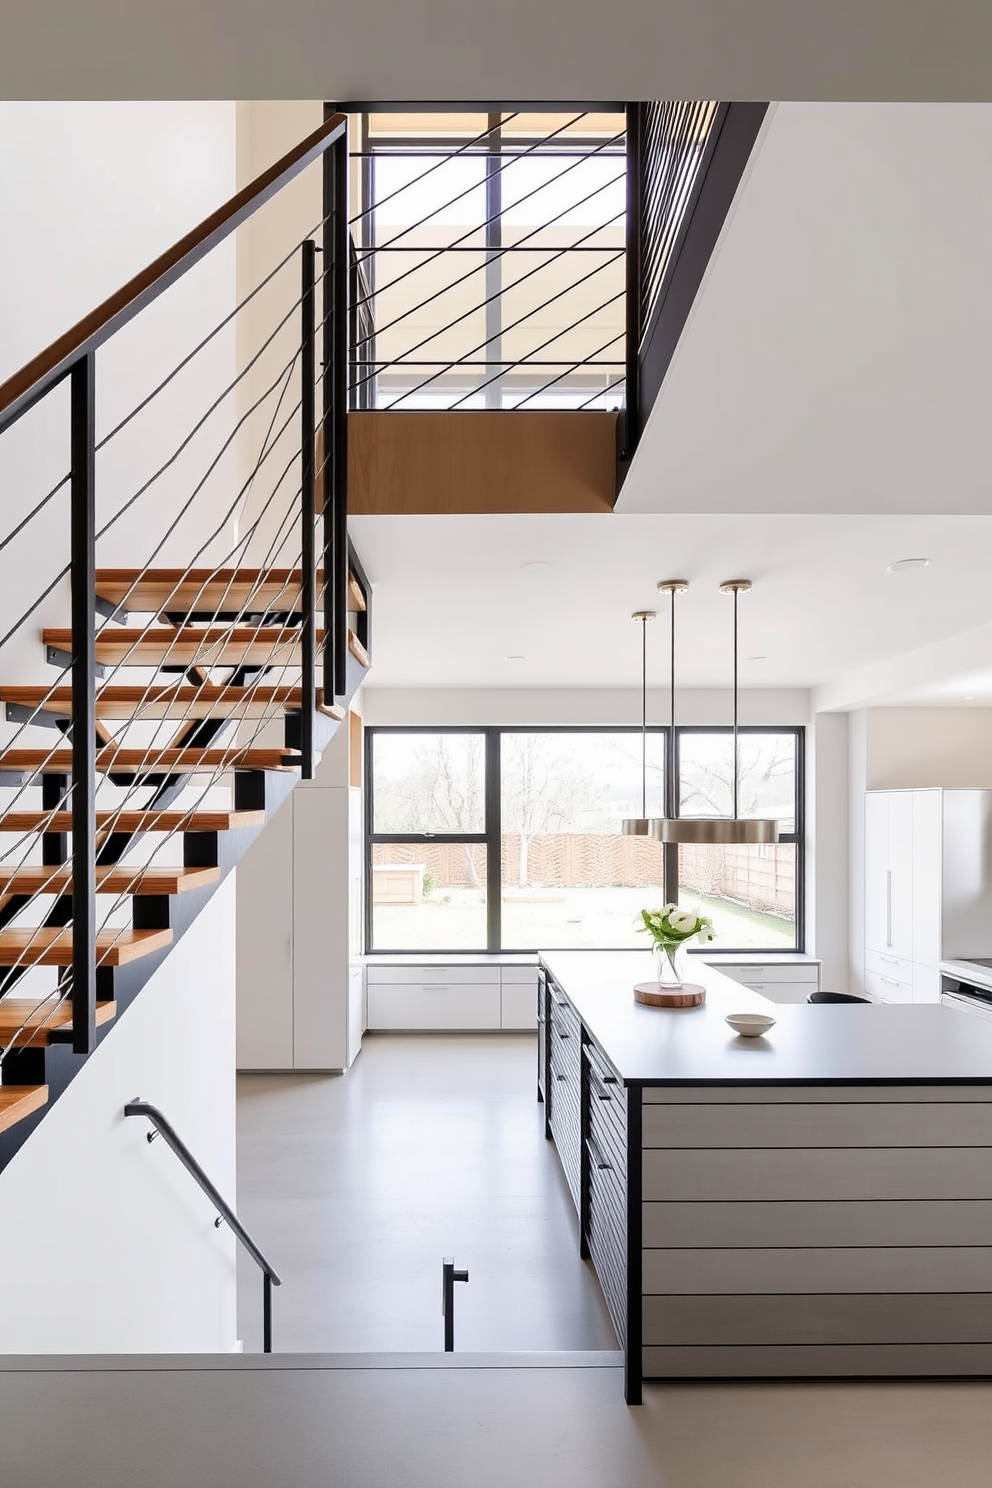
[713,959,820,1006]
[365,962,538,1031]
[864,958,940,1005]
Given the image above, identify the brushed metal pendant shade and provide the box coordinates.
[620,610,656,837]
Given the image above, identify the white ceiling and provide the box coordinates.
[354,102,992,709]
[618,102,992,518]
[350,511,992,702]
[5,1,992,100]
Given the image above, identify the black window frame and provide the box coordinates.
[365,723,804,956]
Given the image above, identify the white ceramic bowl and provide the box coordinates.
[726,1012,777,1038]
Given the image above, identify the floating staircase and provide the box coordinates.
[0,556,371,1166]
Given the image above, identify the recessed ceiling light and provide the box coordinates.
[964,695,977,701]
[747,654,767,661]
[886,557,930,574]
[505,654,526,662]
[520,561,554,572]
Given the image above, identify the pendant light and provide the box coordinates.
[653,579,779,845]
[621,610,657,836]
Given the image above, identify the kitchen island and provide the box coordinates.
[538,950,992,1403]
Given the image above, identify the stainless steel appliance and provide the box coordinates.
[940,957,992,1021]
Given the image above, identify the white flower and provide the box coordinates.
[698,928,716,944]
[668,909,697,933]
[649,914,664,929]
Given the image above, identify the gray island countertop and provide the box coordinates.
[540,949,992,1087]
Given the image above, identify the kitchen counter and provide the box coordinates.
[537,949,992,1403]
[541,950,992,1086]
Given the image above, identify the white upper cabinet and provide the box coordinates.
[864,792,890,956]
[865,789,992,1003]
[887,791,915,961]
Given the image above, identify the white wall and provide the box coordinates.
[807,711,849,991]
[865,707,992,789]
[0,876,238,1353]
[362,687,811,728]
[0,102,239,689]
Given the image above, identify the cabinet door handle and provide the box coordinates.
[880,955,898,965]
[886,870,893,947]
[880,975,900,986]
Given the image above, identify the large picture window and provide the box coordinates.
[366,726,803,954]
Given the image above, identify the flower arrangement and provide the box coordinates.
[638,904,715,986]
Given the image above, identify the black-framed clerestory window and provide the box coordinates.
[365,725,803,955]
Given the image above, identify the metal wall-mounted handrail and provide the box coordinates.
[125,1098,281,1352]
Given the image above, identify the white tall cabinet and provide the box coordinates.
[864,789,992,1003]
[237,717,365,1071]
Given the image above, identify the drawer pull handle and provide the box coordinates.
[880,975,900,986]
[422,985,450,991]
[556,1030,570,1039]
[554,998,569,1008]
[587,1137,611,1171]
[596,1090,613,1102]
[880,956,898,965]
[556,1073,567,1082]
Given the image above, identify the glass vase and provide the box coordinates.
[654,941,686,988]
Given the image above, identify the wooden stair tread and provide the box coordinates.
[94,568,366,614]
[0,926,172,967]
[0,865,219,898]
[347,573,367,612]
[0,746,300,777]
[44,626,365,669]
[0,809,266,834]
[0,1085,48,1133]
[348,630,371,668]
[0,998,116,1047]
[0,684,346,721]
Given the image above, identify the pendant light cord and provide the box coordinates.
[732,587,740,820]
[640,615,647,818]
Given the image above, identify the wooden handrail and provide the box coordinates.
[0,112,348,434]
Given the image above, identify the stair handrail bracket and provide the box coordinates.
[125,1097,281,1351]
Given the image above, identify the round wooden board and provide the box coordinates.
[633,982,706,1008]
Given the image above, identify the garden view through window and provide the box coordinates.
[367,727,801,952]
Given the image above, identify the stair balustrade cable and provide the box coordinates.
[0,220,345,1065]
[0,113,354,1081]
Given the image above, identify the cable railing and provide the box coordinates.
[0,113,359,1068]
[349,110,628,411]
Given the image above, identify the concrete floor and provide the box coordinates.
[219,1033,992,1488]
[4,1354,992,1488]
[235,1033,616,1353]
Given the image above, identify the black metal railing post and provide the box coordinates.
[321,120,335,703]
[70,351,97,1054]
[441,1255,469,1351]
[300,239,317,779]
[623,102,642,462]
[263,1271,273,1353]
[331,128,349,698]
